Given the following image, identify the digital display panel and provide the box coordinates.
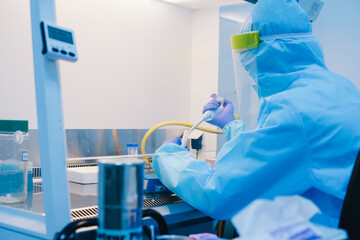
[48,26,73,44]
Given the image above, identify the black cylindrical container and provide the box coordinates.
[97,158,144,240]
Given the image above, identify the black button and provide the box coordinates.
[52,48,59,52]
[69,52,75,57]
[60,50,67,55]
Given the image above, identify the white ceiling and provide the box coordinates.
[159,0,246,9]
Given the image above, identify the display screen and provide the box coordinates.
[48,26,73,44]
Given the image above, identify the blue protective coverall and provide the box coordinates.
[153,0,360,227]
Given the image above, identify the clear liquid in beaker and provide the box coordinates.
[0,160,27,204]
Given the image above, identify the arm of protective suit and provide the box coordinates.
[153,97,312,220]
[222,120,247,141]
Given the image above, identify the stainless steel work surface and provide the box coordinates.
[7,181,213,235]
[12,185,184,219]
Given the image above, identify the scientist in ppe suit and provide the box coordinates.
[153,0,360,228]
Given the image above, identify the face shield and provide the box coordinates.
[231,29,262,130]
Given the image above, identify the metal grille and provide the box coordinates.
[70,195,183,221]
[67,163,98,168]
[33,182,43,193]
[71,206,99,221]
[32,167,42,179]
[143,195,183,209]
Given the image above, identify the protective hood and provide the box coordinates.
[244,0,327,97]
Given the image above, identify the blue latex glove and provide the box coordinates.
[163,137,189,150]
[202,99,236,129]
[163,137,181,145]
[189,233,224,240]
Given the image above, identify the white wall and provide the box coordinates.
[312,0,360,90]
[0,0,193,129]
[190,7,220,158]
[190,8,219,123]
[0,1,37,128]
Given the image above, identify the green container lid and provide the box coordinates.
[0,120,29,133]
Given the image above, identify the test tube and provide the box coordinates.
[127,143,139,155]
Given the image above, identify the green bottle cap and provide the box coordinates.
[0,120,29,133]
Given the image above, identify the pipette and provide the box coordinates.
[181,94,225,148]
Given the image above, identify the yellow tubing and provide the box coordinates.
[112,129,123,155]
[141,114,239,163]
[141,121,223,163]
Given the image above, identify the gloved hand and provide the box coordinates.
[189,233,224,240]
[202,99,235,129]
[163,137,189,150]
[163,137,181,145]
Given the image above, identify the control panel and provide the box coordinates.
[41,22,78,62]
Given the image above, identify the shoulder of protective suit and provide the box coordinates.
[258,94,305,129]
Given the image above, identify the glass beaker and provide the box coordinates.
[0,120,29,204]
